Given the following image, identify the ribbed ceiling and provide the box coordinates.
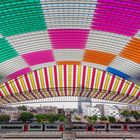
[0,0,140,85]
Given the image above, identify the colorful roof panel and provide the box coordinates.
[0,0,140,105]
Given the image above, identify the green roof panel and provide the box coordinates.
[0,37,18,63]
[0,0,46,37]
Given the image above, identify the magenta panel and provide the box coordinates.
[92,0,140,36]
[7,67,31,79]
[22,50,54,66]
[48,29,89,49]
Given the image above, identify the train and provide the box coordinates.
[0,122,140,132]
[0,123,64,132]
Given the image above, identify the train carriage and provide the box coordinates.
[72,123,87,131]
[44,124,60,131]
[0,122,140,132]
[28,123,43,131]
[108,124,123,131]
[93,124,107,131]
[128,124,140,131]
[0,124,24,132]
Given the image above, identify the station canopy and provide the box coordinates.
[0,0,140,105]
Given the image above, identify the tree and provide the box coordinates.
[108,116,116,123]
[0,115,10,123]
[87,115,98,123]
[131,111,140,121]
[125,117,131,122]
[121,110,131,117]
[100,116,108,122]
[45,114,60,123]
[19,112,34,122]
[35,114,47,123]
[87,116,92,122]
[35,114,65,123]
[91,115,98,123]
[75,115,81,121]
[47,114,59,123]
[18,105,27,111]
[59,116,65,122]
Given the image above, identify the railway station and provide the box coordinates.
[0,0,140,139]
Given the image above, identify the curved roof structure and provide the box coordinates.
[0,65,139,105]
[0,0,140,105]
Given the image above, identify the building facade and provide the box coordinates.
[104,105,120,119]
[83,103,120,119]
[77,97,92,114]
[83,105,101,117]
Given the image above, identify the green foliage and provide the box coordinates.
[100,116,108,121]
[35,114,65,123]
[108,116,116,123]
[59,116,65,122]
[18,105,27,111]
[125,117,131,122]
[19,112,34,122]
[0,115,10,123]
[47,114,59,123]
[35,114,47,123]
[92,115,98,122]
[88,115,98,123]
[121,110,131,117]
[131,111,140,120]
[121,110,140,121]
[75,115,81,121]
